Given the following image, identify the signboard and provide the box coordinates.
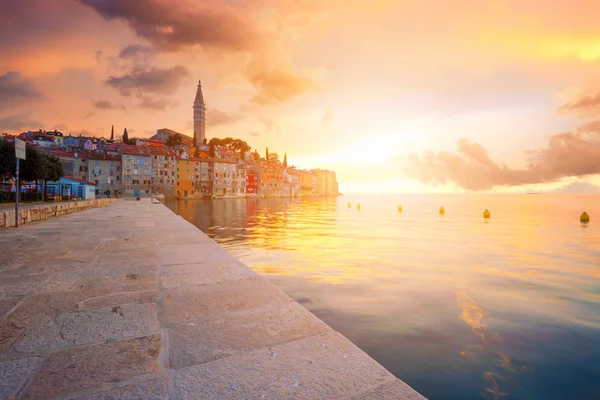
[15,138,26,160]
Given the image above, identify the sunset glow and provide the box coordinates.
[2,0,600,193]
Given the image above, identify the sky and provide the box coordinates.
[1,0,600,193]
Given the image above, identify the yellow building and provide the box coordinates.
[175,158,195,198]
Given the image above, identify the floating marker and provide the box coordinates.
[581,212,590,223]
[303,200,307,204]
[483,209,490,219]
[398,205,403,212]
[348,202,351,208]
[439,207,445,214]
[357,203,361,210]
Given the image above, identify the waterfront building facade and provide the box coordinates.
[121,147,152,196]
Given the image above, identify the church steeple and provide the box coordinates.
[193,80,206,144]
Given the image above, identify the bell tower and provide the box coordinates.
[193,80,206,144]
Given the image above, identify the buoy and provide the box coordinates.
[303,200,307,204]
[483,209,490,219]
[439,207,445,214]
[398,205,403,212]
[581,212,590,223]
[348,202,351,208]
[357,203,361,210]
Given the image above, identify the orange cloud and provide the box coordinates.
[408,123,600,191]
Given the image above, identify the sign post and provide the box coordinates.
[14,138,26,228]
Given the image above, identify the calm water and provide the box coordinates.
[166,194,600,400]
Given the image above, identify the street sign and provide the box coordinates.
[15,138,26,160]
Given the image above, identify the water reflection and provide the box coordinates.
[166,194,600,400]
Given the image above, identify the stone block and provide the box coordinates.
[23,335,161,399]
[160,261,256,288]
[13,303,159,354]
[174,332,394,400]
[158,242,239,266]
[70,376,169,400]
[79,290,157,310]
[0,357,41,399]
[0,297,20,318]
[350,379,426,399]
[169,301,330,368]
[162,277,291,325]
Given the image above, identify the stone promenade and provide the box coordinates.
[0,200,425,399]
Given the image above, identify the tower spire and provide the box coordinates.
[194,80,204,105]
[193,79,206,144]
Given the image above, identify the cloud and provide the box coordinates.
[207,109,243,126]
[118,44,152,59]
[93,99,121,110]
[558,91,600,116]
[79,0,319,104]
[0,113,42,132]
[408,125,600,191]
[550,181,600,193]
[249,131,260,137]
[0,72,40,110]
[139,96,172,110]
[105,65,189,96]
[83,111,96,119]
[95,50,103,64]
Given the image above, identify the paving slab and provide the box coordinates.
[160,261,257,288]
[0,357,40,399]
[23,335,161,399]
[168,301,330,368]
[161,276,292,325]
[69,376,169,400]
[12,303,159,355]
[174,331,395,400]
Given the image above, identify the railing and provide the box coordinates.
[0,192,44,203]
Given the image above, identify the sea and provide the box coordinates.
[165,194,600,400]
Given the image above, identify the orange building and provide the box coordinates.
[175,158,195,198]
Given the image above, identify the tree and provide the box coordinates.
[0,138,16,182]
[266,147,269,160]
[193,130,197,147]
[166,134,183,148]
[283,153,287,168]
[209,143,216,158]
[42,154,64,199]
[268,152,280,162]
[110,125,114,140]
[202,138,207,145]
[253,149,260,161]
[122,128,129,144]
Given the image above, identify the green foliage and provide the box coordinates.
[166,134,183,148]
[208,137,251,159]
[0,138,65,184]
[0,139,16,182]
[268,152,280,162]
[122,128,129,144]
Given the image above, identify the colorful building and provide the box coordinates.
[121,147,152,197]
[175,158,195,198]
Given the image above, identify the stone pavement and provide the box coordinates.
[0,200,425,399]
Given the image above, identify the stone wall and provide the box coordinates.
[0,199,117,228]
